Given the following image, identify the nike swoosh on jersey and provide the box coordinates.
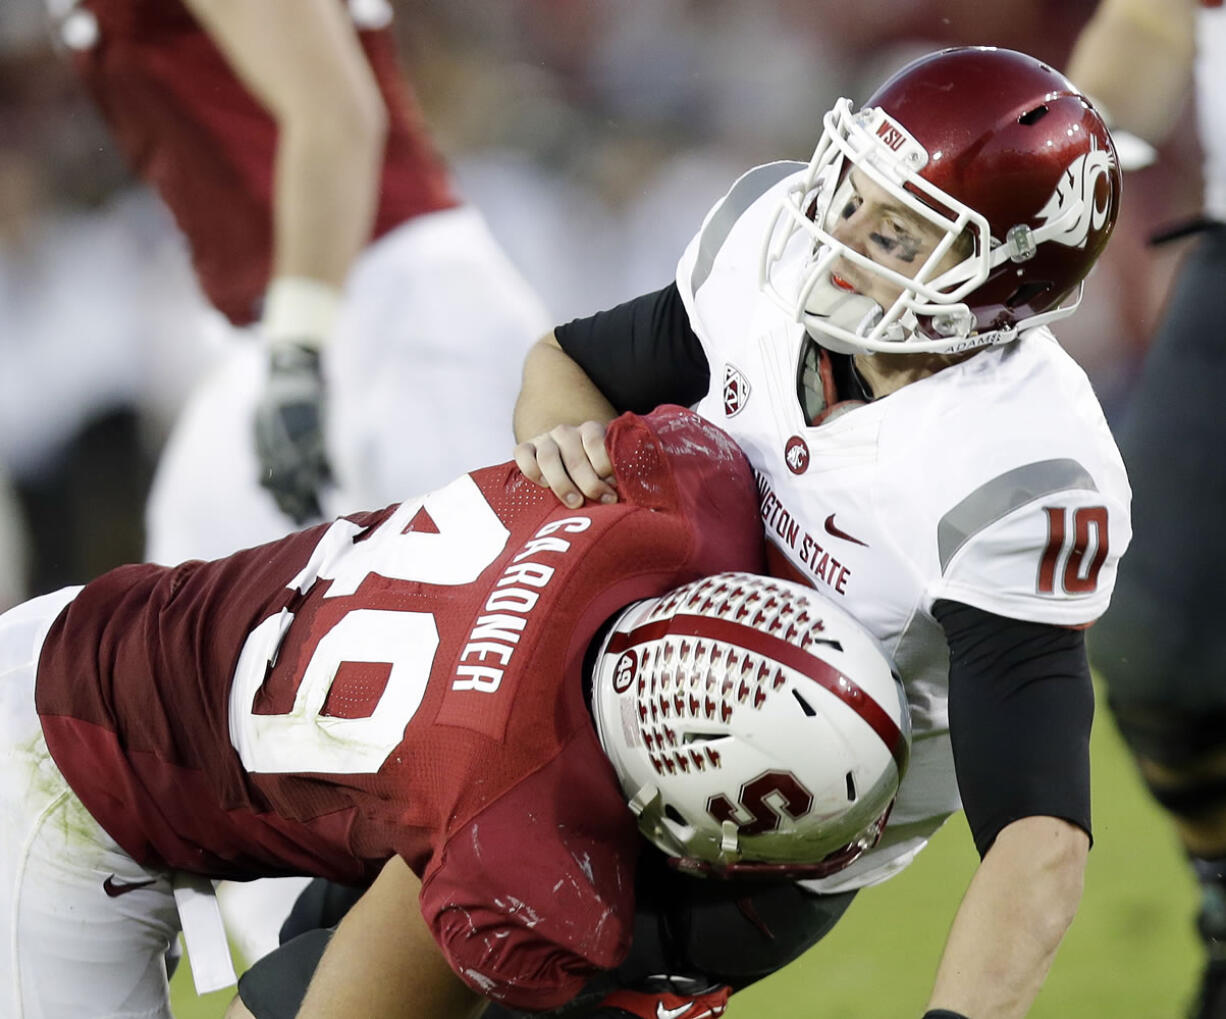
[103,875,157,898]
[657,1004,693,1019]
[823,513,869,547]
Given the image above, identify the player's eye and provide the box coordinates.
[840,194,862,220]
[872,220,923,262]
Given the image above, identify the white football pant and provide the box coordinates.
[0,587,183,1019]
[145,203,552,564]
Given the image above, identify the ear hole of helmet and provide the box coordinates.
[664,804,687,826]
[1006,279,1054,309]
[1018,104,1051,126]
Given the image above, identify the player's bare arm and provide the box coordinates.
[182,0,389,521]
[513,331,619,506]
[1066,0,1196,144]
[927,815,1089,1017]
[294,856,485,1019]
[181,0,386,290]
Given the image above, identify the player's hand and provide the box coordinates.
[592,983,731,1018]
[513,421,617,508]
[253,344,332,524]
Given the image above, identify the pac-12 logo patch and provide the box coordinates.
[613,650,638,693]
[784,436,810,475]
[723,364,751,417]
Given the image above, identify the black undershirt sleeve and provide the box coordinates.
[553,283,710,413]
[932,599,1094,858]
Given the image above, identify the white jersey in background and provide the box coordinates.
[1198,4,1226,220]
[676,164,1132,892]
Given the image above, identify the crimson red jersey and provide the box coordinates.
[68,0,458,325]
[35,408,762,1009]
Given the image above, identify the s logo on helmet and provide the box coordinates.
[1035,137,1115,249]
[613,650,638,693]
[707,770,815,835]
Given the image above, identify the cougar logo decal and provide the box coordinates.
[784,436,810,475]
[1035,137,1114,249]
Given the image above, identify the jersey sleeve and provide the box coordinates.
[417,740,638,1012]
[936,601,1094,856]
[554,286,710,413]
[674,160,807,363]
[928,461,1131,628]
[674,161,806,305]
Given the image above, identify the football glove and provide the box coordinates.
[592,983,731,1019]
[253,343,332,524]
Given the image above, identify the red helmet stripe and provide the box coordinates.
[608,614,906,771]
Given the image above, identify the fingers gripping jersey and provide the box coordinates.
[34,407,764,1010]
[675,166,1132,890]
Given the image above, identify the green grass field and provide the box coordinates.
[171,685,1202,1017]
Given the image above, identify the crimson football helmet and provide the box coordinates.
[592,573,910,879]
[760,46,1122,355]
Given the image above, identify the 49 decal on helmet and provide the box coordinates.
[592,572,910,879]
[759,46,1121,356]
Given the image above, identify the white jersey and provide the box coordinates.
[1198,4,1226,220]
[676,163,1133,892]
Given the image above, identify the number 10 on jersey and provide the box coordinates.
[1038,505,1109,595]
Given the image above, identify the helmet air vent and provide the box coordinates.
[1018,104,1050,126]
[845,772,857,801]
[792,689,817,717]
[664,804,687,826]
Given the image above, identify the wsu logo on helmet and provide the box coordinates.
[1035,136,1115,249]
[723,364,751,417]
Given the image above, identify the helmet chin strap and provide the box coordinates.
[801,265,914,355]
[804,271,882,333]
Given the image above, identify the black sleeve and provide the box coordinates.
[932,599,1094,858]
[554,283,710,414]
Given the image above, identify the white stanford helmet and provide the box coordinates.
[759,47,1120,357]
[593,572,910,878]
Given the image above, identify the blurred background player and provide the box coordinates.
[1067,1,1226,1015]
[0,4,214,596]
[46,0,551,565]
[0,466,27,613]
